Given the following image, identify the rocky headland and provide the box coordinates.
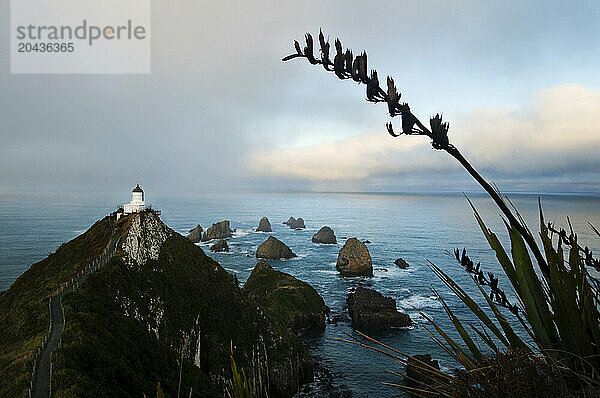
[0,210,315,397]
[243,261,328,332]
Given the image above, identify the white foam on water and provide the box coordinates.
[210,250,236,255]
[315,269,338,275]
[232,229,251,238]
[311,242,340,247]
[398,294,442,311]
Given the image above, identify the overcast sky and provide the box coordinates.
[1,0,599,196]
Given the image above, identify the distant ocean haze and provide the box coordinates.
[1,191,599,397]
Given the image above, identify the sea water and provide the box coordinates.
[1,191,599,397]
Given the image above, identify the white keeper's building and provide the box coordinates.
[123,184,146,214]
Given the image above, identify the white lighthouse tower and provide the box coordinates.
[123,184,147,214]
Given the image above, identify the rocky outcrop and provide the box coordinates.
[256,236,296,259]
[288,218,306,230]
[41,214,313,398]
[122,211,174,266]
[284,217,306,229]
[186,225,203,243]
[210,239,229,252]
[336,238,373,277]
[404,354,441,394]
[256,217,272,232]
[395,258,409,269]
[312,226,336,244]
[243,261,327,332]
[202,220,232,241]
[346,287,412,330]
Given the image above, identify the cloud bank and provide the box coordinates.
[250,84,600,189]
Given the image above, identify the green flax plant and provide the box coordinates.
[283,30,600,395]
[226,341,254,398]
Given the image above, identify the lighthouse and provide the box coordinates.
[123,184,147,214]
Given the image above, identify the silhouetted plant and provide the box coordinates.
[284,30,600,396]
[283,30,548,277]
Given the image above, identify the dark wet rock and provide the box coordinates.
[256,236,297,259]
[363,240,371,244]
[395,257,410,269]
[24,212,313,398]
[256,217,272,232]
[202,220,232,241]
[288,217,306,230]
[243,261,327,332]
[326,309,350,326]
[284,217,296,225]
[186,224,203,243]
[336,238,373,277]
[298,358,354,398]
[404,354,441,394]
[346,287,412,330]
[312,226,337,244]
[209,239,229,252]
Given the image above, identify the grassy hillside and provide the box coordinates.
[0,215,116,397]
[243,261,327,332]
[52,231,312,397]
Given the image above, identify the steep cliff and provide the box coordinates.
[243,261,328,332]
[52,211,312,397]
[0,210,313,397]
[0,214,119,397]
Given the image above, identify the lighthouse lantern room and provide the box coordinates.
[123,184,147,214]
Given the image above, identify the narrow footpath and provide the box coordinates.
[32,235,120,398]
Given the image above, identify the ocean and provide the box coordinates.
[1,191,599,397]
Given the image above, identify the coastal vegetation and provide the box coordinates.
[0,211,322,397]
[283,30,600,396]
[0,216,114,397]
[243,261,328,332]
[51,214,312,397]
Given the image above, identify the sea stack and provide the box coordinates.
[256,236,296,259]
[256,217,272,232]
[394,258,409,269]
[336,238,373,277]
[284,217,306,229]
[210,239,229,252]
[289,218,306,230]
[346,287,412,330]
[186,225,203,243]
[312,226,336,244]
[202,220,232,241]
